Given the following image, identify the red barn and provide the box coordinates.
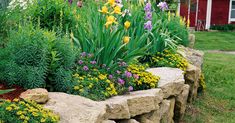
[178,0,235,30]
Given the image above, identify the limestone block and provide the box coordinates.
[44,92,106,123]
[146,67,185,98]
[20,88,48,104]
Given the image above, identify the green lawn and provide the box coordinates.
[183,32,235,123]
[194,32,235,51]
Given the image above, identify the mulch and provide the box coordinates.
[0,82,25,100]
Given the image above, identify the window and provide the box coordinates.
[230,0,235,21]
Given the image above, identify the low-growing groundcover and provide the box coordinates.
[0,99,60,123]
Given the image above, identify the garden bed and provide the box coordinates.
[42,47,204,123]
[0,0,204,122]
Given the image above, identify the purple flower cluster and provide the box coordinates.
[157,2,168,11]
[144,2,152,31]
[118,78,125,85]
[125,71,132,78]
[83,66,89,71]
[90,61,97,64]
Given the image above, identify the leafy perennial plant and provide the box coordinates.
[70,52,160,100]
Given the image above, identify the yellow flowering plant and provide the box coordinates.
[127,64,160,90]
[139,50,188,72]
[70,52,118,100]
[0,99,59,123]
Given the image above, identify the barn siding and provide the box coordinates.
[211,0,230,25]
[198,0,207,21]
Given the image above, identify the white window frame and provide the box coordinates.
[229,0,235,22]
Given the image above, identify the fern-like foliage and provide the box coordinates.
[0,25,77,91]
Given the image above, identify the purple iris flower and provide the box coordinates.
[83,66,89,71]
[128,86,134,91]
[90,61,97,64]
[145,11,152,20]
[125,71,132,78]
[144,2,151,12]
[144,21,152,31]
[78,60,83,64]
[157,2,168,11]
[118,78,125,85]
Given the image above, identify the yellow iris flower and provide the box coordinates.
[124,21,131,29]
[105,16,118,28]
[123,36,130,44]
[105,0,115,6]
[99,6,108,14]
[112,6,122,14]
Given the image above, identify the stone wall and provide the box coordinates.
[43,47,203,123]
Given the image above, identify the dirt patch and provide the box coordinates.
[0,83,25,100]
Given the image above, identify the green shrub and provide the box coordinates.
[0,99,59,123]
[0,26,77,91]
[26,0,79,33]
[210,24,235,31]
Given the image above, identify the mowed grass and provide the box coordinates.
[183,32,235,123]
[183,53,235,123]
[194,32,235,51]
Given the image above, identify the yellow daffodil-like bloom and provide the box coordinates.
[105,0,115,6]
[105,16,118,28]
[112,6,122,15]
[123,36,130,44]
[124,21,131,29]
[99,6,108,14]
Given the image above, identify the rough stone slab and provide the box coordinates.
[174,84,190,121]
[137,98,176,123]
[44,92,106,123]
[188,34,195,48]
[102,120,116,123]
[103,89,163,119]
[20,88,49,104]
[177,46,204,68]
[185,64,201,103]
[161,98,175,123]
[146,67,185,98]
[117,119,140,123]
